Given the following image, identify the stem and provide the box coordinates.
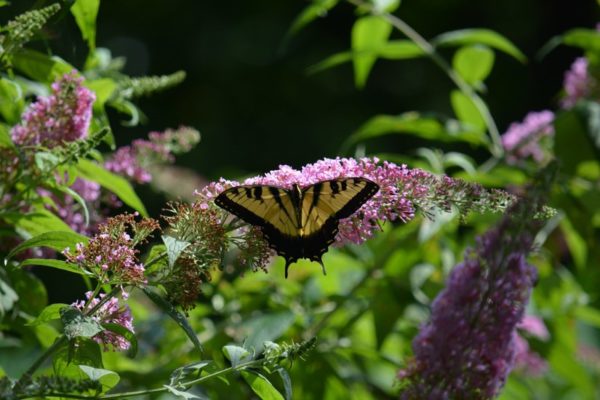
[16,359,267,400]
[14,336,68,389]
[345,0,504,158]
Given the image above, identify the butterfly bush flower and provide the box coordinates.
[397,210,538,399]
[561,57,595,109]
[199,157,516,248]
[63,214,159,285]
[11,71,95,147]
[72,292,134,351]
[105,126,200,184]
[501,111,554,164]
[512,315,549,376]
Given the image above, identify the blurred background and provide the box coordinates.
[6,0,596,180]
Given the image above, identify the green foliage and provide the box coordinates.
[1,1,599,400]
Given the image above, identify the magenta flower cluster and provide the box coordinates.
[501,111,554,164]
[63,231,146,285]
[397,220,538,399]
[561,57,593,109]
[200,157,418,245]
[105,126,200,184]
[72,292,134,351]
[11,71,95,147]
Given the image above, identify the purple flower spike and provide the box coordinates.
[398,216,538,399]
[11,71,95,147]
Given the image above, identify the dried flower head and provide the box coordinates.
[11,71,95,147]
[72,292,134,351]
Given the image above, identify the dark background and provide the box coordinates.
[4,1,599,178]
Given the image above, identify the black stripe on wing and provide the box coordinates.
[214,186,271,227]
[328,178,379,219]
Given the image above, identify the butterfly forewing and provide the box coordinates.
[300,178,379,235]
[215,185,299,235]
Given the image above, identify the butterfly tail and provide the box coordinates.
[284,258,293,279]
[317,258,327,276]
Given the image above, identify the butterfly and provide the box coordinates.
[215,177,379,277]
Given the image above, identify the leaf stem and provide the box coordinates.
[345,0,504,158]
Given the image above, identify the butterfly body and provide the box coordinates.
[215,178,379,277]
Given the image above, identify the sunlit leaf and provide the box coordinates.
[12,49,75,83]
[76,159,148,216]
[223,345,250,367]
[27,303,68,326]
[7,230,88,260]
[352,16,392,88]
[433,28,526,63]
[450,90,486,132]
[60,307,104,339]
[79,365,120,391]
[71,0,100,52]
[241,371,285,400]
[452,45,495,85]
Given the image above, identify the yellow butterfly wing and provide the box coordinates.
[214,185,299,236]
[300,178,379,237]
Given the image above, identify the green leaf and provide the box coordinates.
[553,107,598,174]
[351,16,392,88]
[241,371,285,400]
[2,208,76,237]
[241,311,295,354]
[76,159,148,216]
[102,322,137,357]
[34,152,60,173]
[222,345,250,367]
[170,361,212,386]
[79,365,120,391]
[0,77,24,123]
[560,217,587,271]
[452,45,495,85]
[5,267,47,315]
[162,235,191,268]
[86,78,118,109]
[60,307,104,339]
[433,28,526,63]
[7,230,88,260]
[142,287,203,355]
[11,49,75,83]
[450,90,486,131]
[164,385,204,399]
[307,40,424,75]
[27,303,68,326]
[144,244,167,274]
[344,112,486,151]
[0,276,19,316]
[70,0,100,52]
[276,368,292,400]
[562,28,600,53]
[575,305,600,328]
[0,123,14,148]
[54,338,102,378]
[285,0,339,38]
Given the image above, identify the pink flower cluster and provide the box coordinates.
[561,57,594,109]
[513,315,549,376]
[200,157,418,245]
[501,111,555,164]
[11,71,95,147]
[64,231,146,285]
[105,126,200,184]
[72,292,134,351]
